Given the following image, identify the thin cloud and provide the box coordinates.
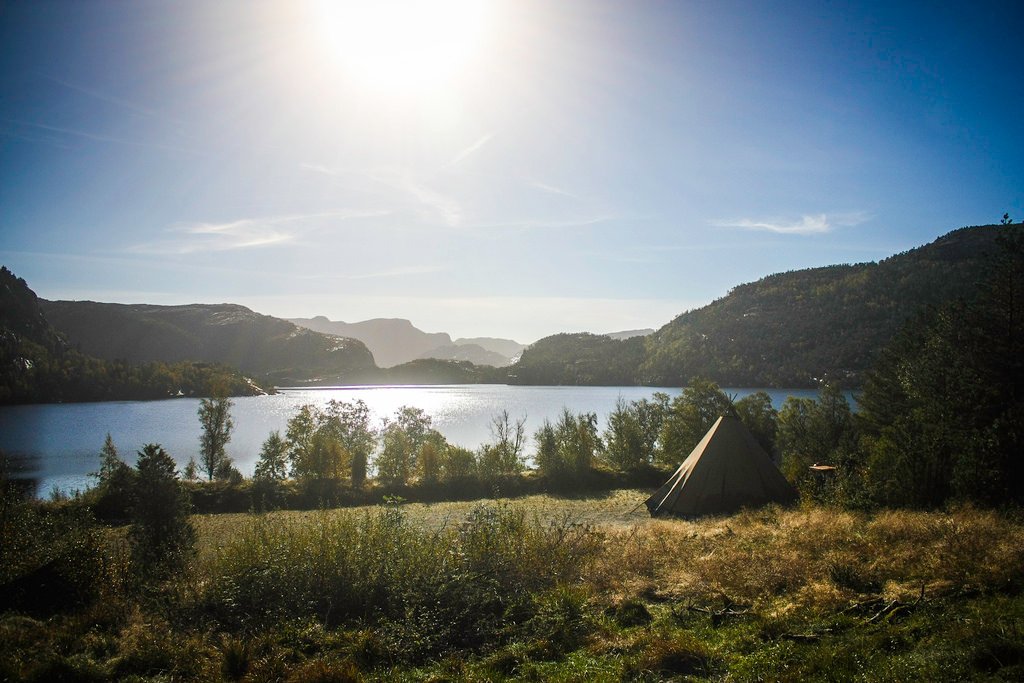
[127,210,383,255]
[2,119,201,155]
[439,133,494,171]
[300,162,342,177]
[365,170,464,227]
[301,162,466,228]
[402,180,463,227]
[713,212,870,235]
[44,74,184,126]
[528,179,581,201]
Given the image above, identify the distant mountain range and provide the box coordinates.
[40,301,378,386]
[288,316,524,367]
[1,222,1009,402]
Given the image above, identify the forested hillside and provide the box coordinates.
[41,301,377,386]
[509,333,646,385]
[640,224,1001,386]
[0,267,262,403]
[506,224,1003,387]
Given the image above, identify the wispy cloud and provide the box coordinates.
[1,119,201,155]
[365,170,464,227]
[127,210,385,255]
[528,179,581,201]
[299,162,342,177]
[438,133,494,171]
[401,180,463,227]
[44,74,183,126]
[301,163,465,228]
[713,211,871,235]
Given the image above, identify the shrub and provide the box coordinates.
[0,487,109,615]
[203,503,603,660]
[129,444,195,576]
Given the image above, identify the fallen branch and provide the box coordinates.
[780,630,832,642]
[674,597,752,626]
[866,586,925,625]
[866,599,901,624]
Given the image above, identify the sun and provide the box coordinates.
[310,0,492,96]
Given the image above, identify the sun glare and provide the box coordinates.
[311,0,492,96]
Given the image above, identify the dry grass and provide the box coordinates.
[586,502,1024,613]
[193,494,1024,620]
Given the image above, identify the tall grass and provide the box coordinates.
[199,502,603,659]
[3,490,1023,680]
[588,504,1024,611]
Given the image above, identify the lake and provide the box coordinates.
[0,385,835,496]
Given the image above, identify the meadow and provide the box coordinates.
[3,490,1023,681]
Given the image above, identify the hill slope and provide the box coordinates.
[504,224,1004,388]
[639,224,1002,386]
[454,337,526,360]
[41,301,377,386]
[0,267,263,403]
[508,333,646,386]
[416,343,512,367]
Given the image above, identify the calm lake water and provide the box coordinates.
[0,385,835,496]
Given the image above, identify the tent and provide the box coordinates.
[645,415,797,517]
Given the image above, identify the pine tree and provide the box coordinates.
[129,444,194,574]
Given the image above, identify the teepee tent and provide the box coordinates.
[645,415,797,517]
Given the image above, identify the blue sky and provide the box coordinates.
[2,0,1021,343]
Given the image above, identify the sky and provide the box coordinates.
[1,0,1022,344]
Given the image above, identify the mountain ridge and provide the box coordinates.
[508,223,1006,387]
[290,316,523,367]
[5,222,1008,398]
[1,268,265,403]
[40,300,378,386]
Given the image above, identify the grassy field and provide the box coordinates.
[4,493,1024,681]
[192,489,652,553]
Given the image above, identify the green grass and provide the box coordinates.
[3,492,1023,681]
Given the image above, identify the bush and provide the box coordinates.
[0,495,108,615]
[203,503,603,660]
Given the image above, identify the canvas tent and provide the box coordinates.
[645,415,797,517]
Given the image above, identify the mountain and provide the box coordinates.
[289,316,451,368]
[41,301,377,386]
[453,337,526,360]
[503,224,1006,388]
[604,329,655,341]
[290,317,525,367]
[381,358,496,384]
[507,333,646,386]
[0,267,264,403]
[416,343,512,367]
[639,224,1004,387]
